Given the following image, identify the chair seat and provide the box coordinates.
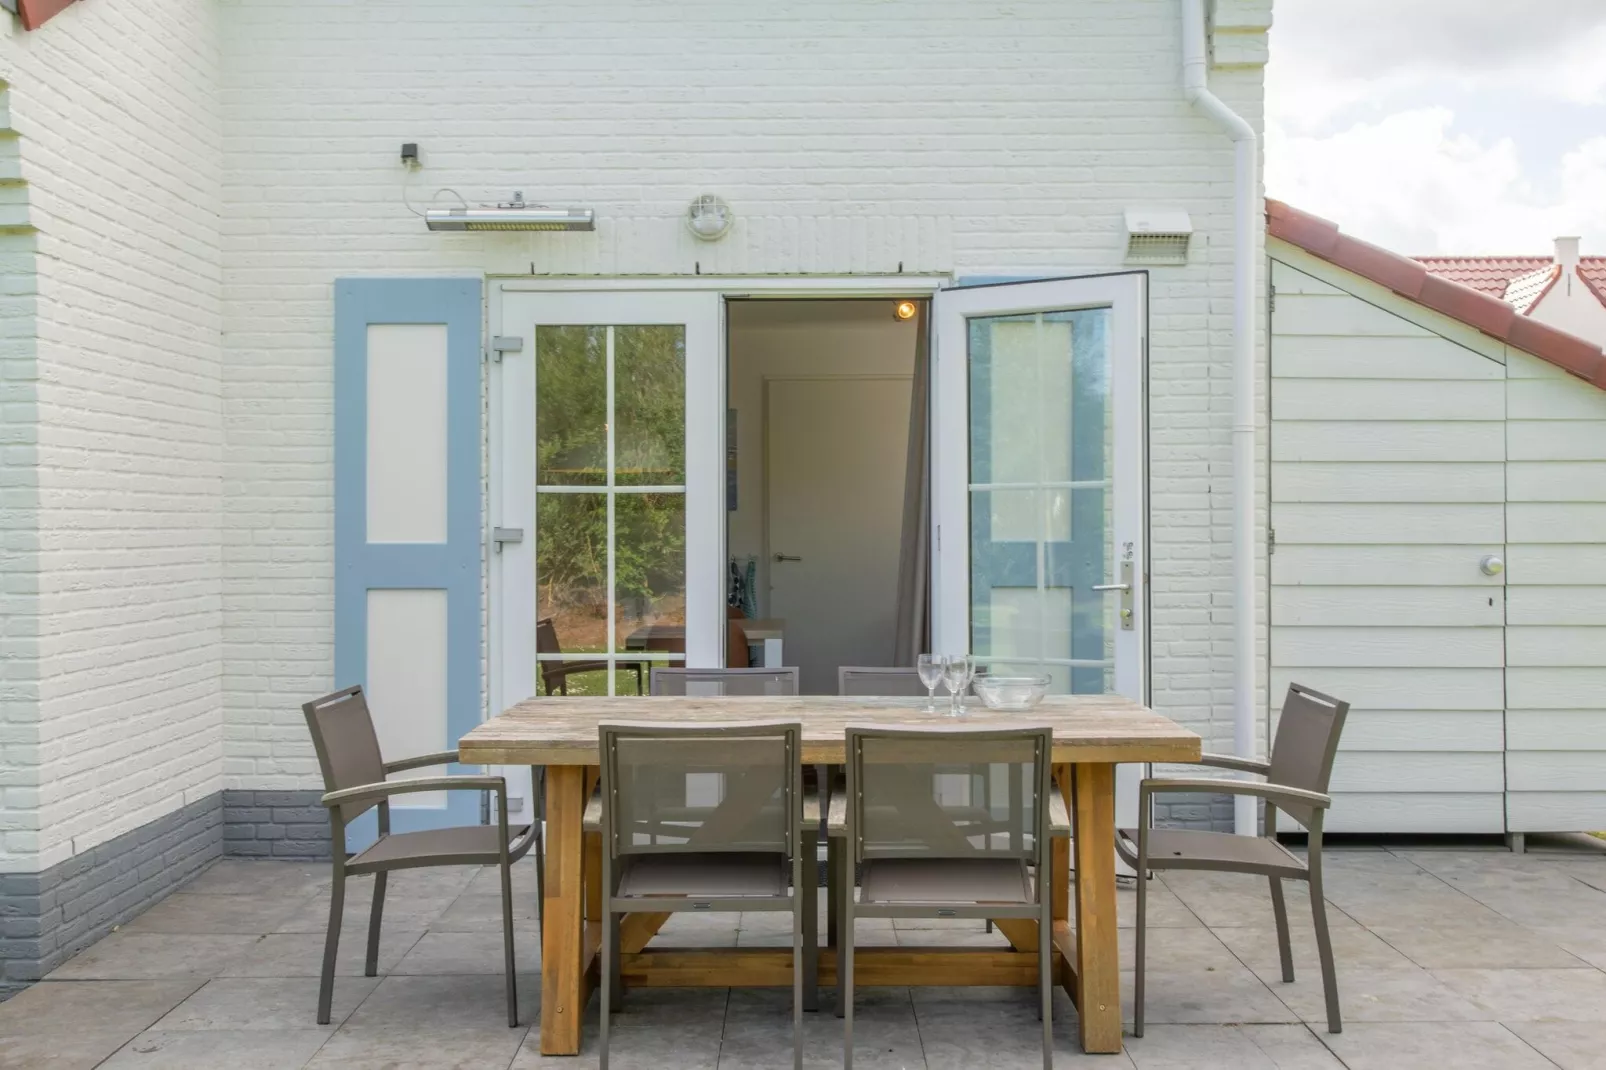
[1117,827,1307,877]
[348,824,532,872]
[616,851,788,899]
[860,857,1033,905]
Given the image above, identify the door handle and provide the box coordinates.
[1090,583,1130,592]
[1090,557,1136,631]
[773,553,801,563]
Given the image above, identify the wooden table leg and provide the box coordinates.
[540,765,590,1055]
[1072,762,1122,1053]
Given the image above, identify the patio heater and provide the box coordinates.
[426,192,594,232]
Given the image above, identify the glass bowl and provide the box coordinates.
[971,673,1052,711]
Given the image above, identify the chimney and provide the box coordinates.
[1554,236,1581,271]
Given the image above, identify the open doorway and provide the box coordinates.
[726,299,927,693]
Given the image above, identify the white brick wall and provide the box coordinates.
[0,0,223,871]
[219,0,1271,786]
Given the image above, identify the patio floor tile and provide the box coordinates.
[1504,1021,1606,1070]
[275,894,459,934]
[152,976,377,1031]
[1370,919,1589,969]
[912,987,1122,1068]
[99,1028,332,1069]
[1318,1021,1556,1069]
[217,927,426,978]
[1432,967,1606,1021]
[428,894,542,933]
[0,978,203,1036]
[1253,964,1492,1024]
[1526,926,1606,970]
[1122,964,1299,1025]
[1210,917,1413,972]
[179,859,330,898]
[122,892,316,935]
[464,858,543,898]
[510,987,725,1069]
[391,929,543,975]
[722,986,924,1069]
[341,973,539,1030]
[0,1030,146,1070]
[1124,1024,1342,1069]
[47,933,261,980]
[1130,923,1260,972]
[305,1024,528,1070]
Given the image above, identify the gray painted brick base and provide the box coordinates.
[1152,792,1240,831]
[0,795,221,997]
[222,789,331,860]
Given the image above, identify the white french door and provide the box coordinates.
[491,288,723,809]
[931,275,1148,837]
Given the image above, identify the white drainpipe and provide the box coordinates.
[1181,0,1259,835]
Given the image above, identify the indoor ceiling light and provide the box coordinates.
[426,192,594,232]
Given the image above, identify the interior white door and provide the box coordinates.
[931,275,1148,844]
[491,287,723,815]
[766,375,913,693]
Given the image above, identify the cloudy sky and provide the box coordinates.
[1265,0,1606,256]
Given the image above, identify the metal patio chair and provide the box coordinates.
[1116,682,1351,1036]
[597,721,807,1070]
[836,666,927,697]
[649,666,800,696]
[302,685,539,1028]
[835,724,1060,1070]
[538,616,644,695]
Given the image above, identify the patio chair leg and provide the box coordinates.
[600,904,613,1070]
[794,875,805,1070]
[501,859,519,1028]
[607,913,622,1007]
[1309,874,1342,1034]
[1269,875,1295,983]
[841,898,854,1069]
[1039,902,1053,1070]
[1133,856,1147,1039]
[801,829,819,1012]
[827,839,840,953]
[364,871,386,977]
[318,868,345,1026]
[532,766,546,947]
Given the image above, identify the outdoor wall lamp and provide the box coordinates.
[426,192,595,232]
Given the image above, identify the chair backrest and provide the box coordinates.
[599,721,801,858]
[845,724,1052,864]
[838,666,927,697]
[650,667,800,696]
[1267,683,1350,829]
[302,685,386,823]
[535,617,565,690]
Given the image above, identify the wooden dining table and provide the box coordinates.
[459,694,1200,1055]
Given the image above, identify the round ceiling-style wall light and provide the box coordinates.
[686,194,733,241]
[894,300,918,321]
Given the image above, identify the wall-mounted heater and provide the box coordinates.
[426,193,594,232]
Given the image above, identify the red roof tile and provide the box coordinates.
[1415,254,1606,306]
[1267,200,1606,393]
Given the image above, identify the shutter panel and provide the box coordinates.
[334,278,483,846]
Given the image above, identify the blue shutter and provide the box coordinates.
[334,278,483,847]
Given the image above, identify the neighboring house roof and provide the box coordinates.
[1266,199,1606,392]
[1415,255,1606,307]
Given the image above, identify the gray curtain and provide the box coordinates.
[892,303,932,665]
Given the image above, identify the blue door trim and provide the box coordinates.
[334,277,484,848]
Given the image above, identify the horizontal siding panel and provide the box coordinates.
[1271,586,1502,627]
[1508,503,1606,542]
[1273,503,1503,545]
[1506,667,1606,709]
[1508,379,1606,420]
[1272,422,1503,463]
[1506,626,1606,666]
[1507,461,1606,502]
[1506,710,1606,750]
[1274,380,1505,422]
[1269,667,1503,710]
[1506,545,1606,585]
[1272,462,1503,503]
[1506,585,1606,625]
[1273,626,1502,668]
[1506,792,1606,833]
[1271,335,1503,381]
[1271,546,1499,587]
[1338,710,1504,752]
[1326,793,1505,834]
[1330,751,1504,794]
[1507,421,1606,461]
[1273,293,1434,337]
[1270,261,1347,296]
[1506,752,1606,792]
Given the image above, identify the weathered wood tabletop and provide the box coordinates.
[459,693,1201,766]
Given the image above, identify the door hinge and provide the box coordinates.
[489,336,524,363]
[1268,284,1276,315]
[492,527,524,552]
[1268,527,1276,555]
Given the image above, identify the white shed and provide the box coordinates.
[1267,201,1606,840]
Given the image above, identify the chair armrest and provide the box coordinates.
[383,751,460,774]
[1197,752,1271,775]
[826,781,847,839]
[322,775,505,810]
[1139,777,1330,810]
[802,780,824,828]
[1048,787,1071,838]
[582,785,603,833]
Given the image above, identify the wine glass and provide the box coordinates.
[942,655,974,716]
[916,654,946,713]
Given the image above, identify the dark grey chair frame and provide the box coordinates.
[303,686,540,1028]
[836,666,928,697]
[1117,682,1350,1036]
[649,666,801,695]
[597,721,807,1070]
[839,724,1057,1070]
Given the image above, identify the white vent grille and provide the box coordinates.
[1125,232,1192,265]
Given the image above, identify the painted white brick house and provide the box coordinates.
[3,0,1602,999]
